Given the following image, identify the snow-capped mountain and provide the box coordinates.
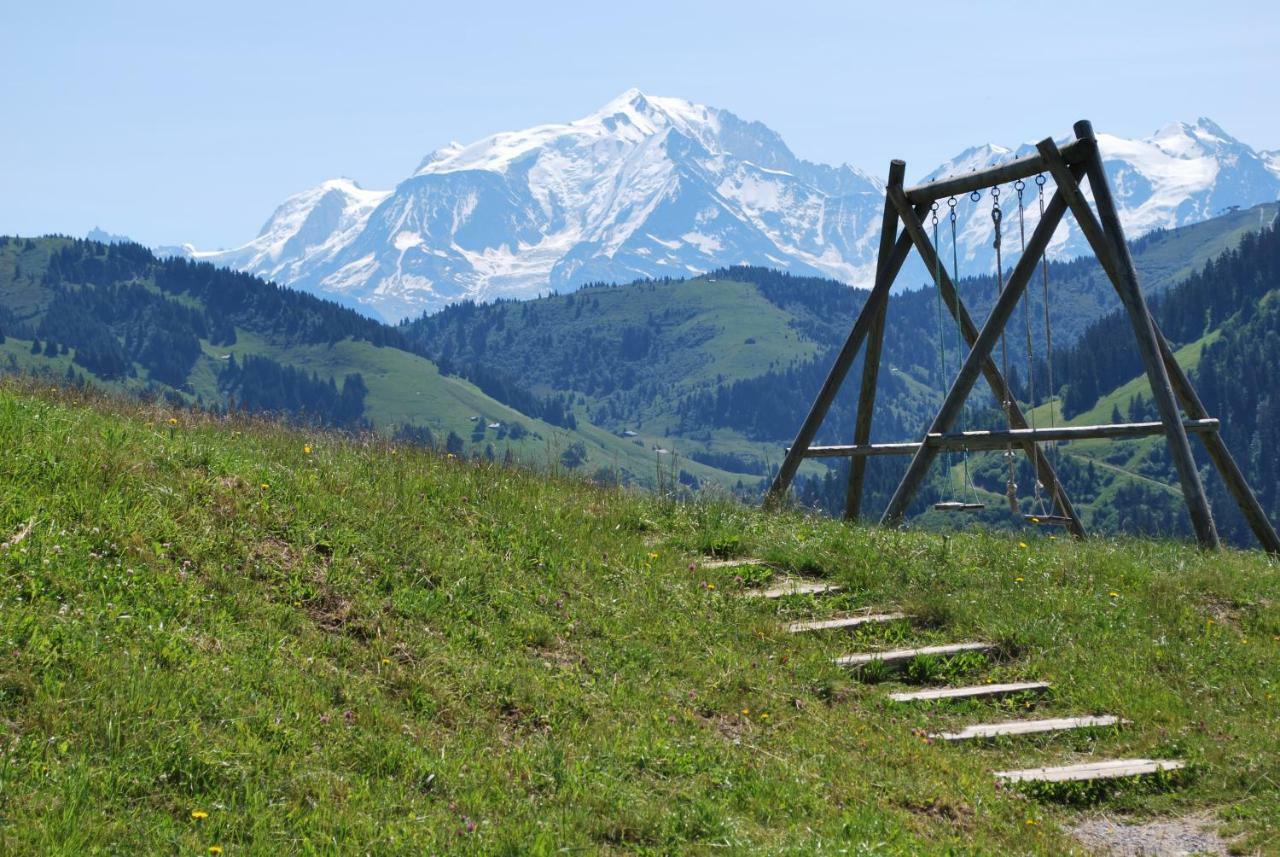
[181,95,1280,322]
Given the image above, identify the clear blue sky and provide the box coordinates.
[3,1,1277,249]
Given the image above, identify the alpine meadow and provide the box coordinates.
[3,2,1280,854]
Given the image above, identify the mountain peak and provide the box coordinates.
[183,106,1280,321]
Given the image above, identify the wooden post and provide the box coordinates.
[844,162,904,520]
[1040,137,1276,553]
[880,175,1073,527]
[885,185,1085,538]
[1045,123,1218,548]
[763,173,924,508]
[1152,325,1280,553]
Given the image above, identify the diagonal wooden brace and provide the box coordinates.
[1039,127,1218,549]
[1041,136,1272,552]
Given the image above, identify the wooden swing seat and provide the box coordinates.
[1024,514,1073,526]
[934,501,986,512]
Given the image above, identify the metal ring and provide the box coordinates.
[969,190,982,202]
[1014,179,1026,192]
[947,196,958,208]
[991,186,1000,200]
[1035,174,1047,187]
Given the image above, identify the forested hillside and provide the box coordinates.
[402,204,1280,533]
[4,199,1278,545]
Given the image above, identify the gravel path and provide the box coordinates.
[1070,812,1229,856]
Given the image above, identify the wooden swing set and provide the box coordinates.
[765,120,1280,553]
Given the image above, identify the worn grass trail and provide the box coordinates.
[0,380,1277,854]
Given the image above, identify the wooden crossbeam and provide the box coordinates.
[903,139,1090,204]
[799,419,1220,458]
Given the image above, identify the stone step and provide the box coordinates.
[785,612,907,634]
[889,681,1050,703]
[835,642,993,669]
[995,758,1185,784]
[933,715,1124,742]
[744,579,843,599]
[700,557,767,569]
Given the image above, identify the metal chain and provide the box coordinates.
[1036,173,1060,516]
[1015,179,1044,512]
[991,186,1018,512]
[930,203,959,492]
[948,196,974,500]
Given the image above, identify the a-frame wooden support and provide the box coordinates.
[765,120,1280,554]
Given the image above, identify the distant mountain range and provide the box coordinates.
[169,91,1280,321]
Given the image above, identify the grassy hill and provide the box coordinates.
[0,379,1277,853]
[0,236,744,490]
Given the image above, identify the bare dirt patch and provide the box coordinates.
[1070,811,1230,856]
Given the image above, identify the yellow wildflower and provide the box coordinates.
[260,483,269,491]
[168,417,178,425]
[191,809,208,820]
[1109,591,1119,598]
[1014,576,1024,583]
[303,444,312,455]
[209,847,223,855]
[647,552,659,559]
[1018,542,1028,549]
[741,708,750,716]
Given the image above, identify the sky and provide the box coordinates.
[2,0,1277,249]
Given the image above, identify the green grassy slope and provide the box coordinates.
[0,237,750,489]
[1,380,1277,853]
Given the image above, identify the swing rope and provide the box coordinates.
[949,196,977,504]
[1015,179,1046,515]
[988,187,1019,514]
[1036,173,1063,519]
[930,203,959,491]
[1037,175,1058,440]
